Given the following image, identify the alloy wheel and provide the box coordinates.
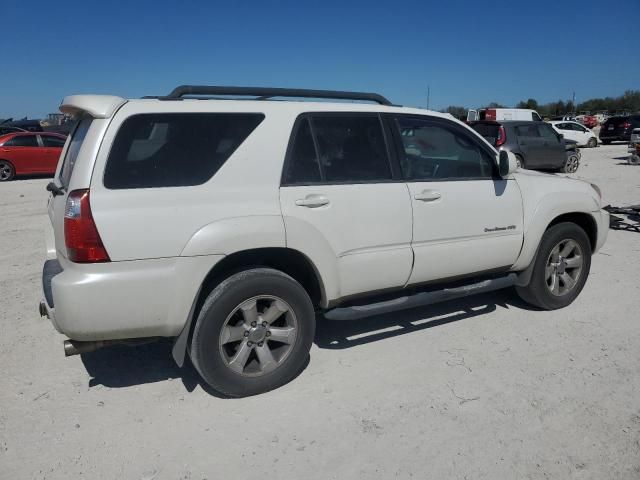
[545,239,584,296]
[218,296,298,377]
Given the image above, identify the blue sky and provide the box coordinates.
[1,0,638,118]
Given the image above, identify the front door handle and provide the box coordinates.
[295,194,330,208]
[414,190,441,202]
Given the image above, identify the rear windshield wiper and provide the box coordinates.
[46,182,65,197]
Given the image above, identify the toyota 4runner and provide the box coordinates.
[40,86,609,396]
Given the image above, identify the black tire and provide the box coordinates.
[587,137,597,148]
[190,268,315,397]
[561,153,580,173]
[515,154,524,169]
[516,222,591,310]
[0,160,15,181]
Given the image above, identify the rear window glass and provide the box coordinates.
[60,116,92,188]
[104,113,264,189]
[469,123,500,144]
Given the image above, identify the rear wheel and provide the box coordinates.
[515,154,524,169]
[0,160,15,181]
[190,268,315,397]
[629,154,640,165]
[516,222,591,310]
[587,137,597,148]
[561,153,580,173]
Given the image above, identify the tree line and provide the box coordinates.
[442,90,640,119]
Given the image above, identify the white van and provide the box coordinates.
[467,108,542,122]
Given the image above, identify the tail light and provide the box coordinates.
[622,122,631,130]
[64,189,110,263]
[496,126,507,147]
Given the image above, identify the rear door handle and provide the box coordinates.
[414,190,441,202]
[295,194,330,208]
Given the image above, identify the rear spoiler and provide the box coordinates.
[59,95,127,119]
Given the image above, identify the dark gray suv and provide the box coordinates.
[469,120,578,173]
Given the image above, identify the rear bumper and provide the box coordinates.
[41,254,224,341]
[599,133,630,141]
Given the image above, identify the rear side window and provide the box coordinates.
[5,135,38,147]
[283,114,392,185]
[60,116,92,188]
[312,114,391,182]
[515,124,540,137]
[41,135,66,147]
[104,113,264,189]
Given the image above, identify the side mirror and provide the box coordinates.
[558,133,564,139]
[499,150,518,177]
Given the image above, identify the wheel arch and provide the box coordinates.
[515,211,597,287]
[172,247,326,366]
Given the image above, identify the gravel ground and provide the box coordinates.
[1,143,639,480]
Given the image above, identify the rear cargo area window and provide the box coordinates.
[104,113,264,189]
[60,116,92,187]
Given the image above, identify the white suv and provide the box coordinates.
[40,86,609,396]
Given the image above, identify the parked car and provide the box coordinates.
[550,121,598,147]
[0,125,27,136]
[467,108,542,122]
[0,132,67,181]
[578,115,598,129]
[1,119,43,132]
[40,86,608,396]
[469,120,579,172]
[599,115,640,144]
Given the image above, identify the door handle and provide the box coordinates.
[414,190,441,202]
[295,194,330,208]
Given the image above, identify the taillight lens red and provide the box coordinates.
[64,189,110,263]
[496,126,506,146]
[622,122,631,129]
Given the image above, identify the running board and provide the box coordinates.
[325,273,517,321]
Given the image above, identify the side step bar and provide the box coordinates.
[325,273,517,321]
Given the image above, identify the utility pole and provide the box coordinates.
[426,85,430,110]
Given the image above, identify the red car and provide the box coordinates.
[0,132,66,181]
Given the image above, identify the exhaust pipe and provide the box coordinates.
[63,337,160,356]
[63,340,113,356]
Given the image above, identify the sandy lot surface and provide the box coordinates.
[1,143,639,480]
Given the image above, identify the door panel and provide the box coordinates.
[536,123,566,168]
[389,115,524,285]
[407,180,523,284]
[280,184,413,298]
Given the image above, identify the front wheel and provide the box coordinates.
[515,154,524,169]
[587,137,597,148]
[0,160,15,181]
[516,222,591,310]
[190,268,315,397]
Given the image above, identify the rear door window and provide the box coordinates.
[59,116,92,188]
[311,114,391,183]
[515,125,540,137]
[104,113,264,189]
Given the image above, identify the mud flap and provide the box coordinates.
[171,286,201,367]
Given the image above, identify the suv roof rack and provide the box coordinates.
[149,85,393,106]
